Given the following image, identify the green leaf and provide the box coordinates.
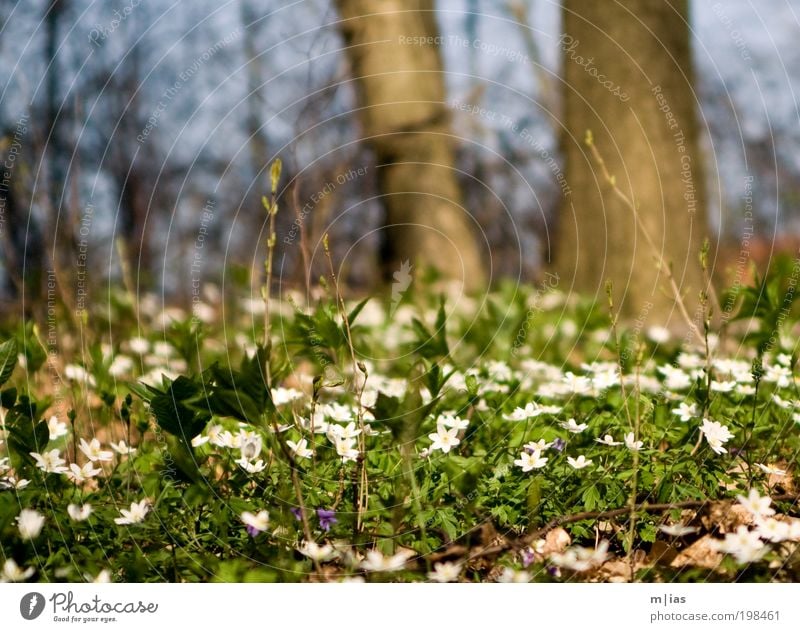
[205,345,275,424]
[347,297,370,325]
[148,376,211,440]
[1,387,17,408]
[5,398,49,464]
[0,338,18,387]
[581,485,601,511]
[639,522,658,543]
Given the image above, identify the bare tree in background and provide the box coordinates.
[42,0,77,280]
[556,0,709,319]
[335,0,485,291]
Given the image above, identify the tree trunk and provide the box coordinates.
[557,0,709,326]
[335,0,485,291]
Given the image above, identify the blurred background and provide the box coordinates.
[1,0,798,319]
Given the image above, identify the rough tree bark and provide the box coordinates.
[335,0,485,291]
[557,0,709,324]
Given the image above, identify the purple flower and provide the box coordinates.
[290,507,302,521]
[520,547,536,568]
[317,509,337,532]
[551,438,566,453]
[245,525,260,537]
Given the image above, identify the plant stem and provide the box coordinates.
[322,234,369,531]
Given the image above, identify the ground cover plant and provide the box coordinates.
[3,240,800,584]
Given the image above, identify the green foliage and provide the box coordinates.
[133,375,210,440]
[0,337,17,387]
[3,263,800,584]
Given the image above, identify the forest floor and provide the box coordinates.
[2,268,800,583]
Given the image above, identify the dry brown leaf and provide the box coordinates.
[701,501,753,533]
[648,540,678,565]
[670,535,723,569]
[543,527,571,555]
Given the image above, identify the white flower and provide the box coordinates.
[360,549,414,572]
[550,541,609,571]
[595,434,621,446]
[660,367,691,391]
[287,438,313,459]
[561,418,587,433]
[297,541,337,562]
[108,355,134,377]
[64,364,96,386]
[207,426,236,448]
[624,432,643,451]
[487,360,513,382]
[755,518,791,543]
[497,568,532,583]
[437,413,469,430]
[334,437,360,463]
[67,503,93,522]
[66,462,102,484]
[772,394,793,410]
[79,438,113,463]
[241,510,270,533]
[110,440,137,456]
[0,559,35,582]
[327,421,361,441]
[756,463,787,476]
[428,424,460,454]
[152,341,174,358]
[714,526,767,564]
[514,451,548,472]
[504,403,541,421]
[787,520,800,541]
[700,419,734,455]
[658,523,698,537]
[47,416,68,439]
[128,337,150,354]
[764,365,791,388]
[523,439,552,452]
[0,476,30,490]
[238,431,263,461]
[562,372,592,395]
[16,509,45,540]
[567,455,593,470]
[427,561,462,582]
[272,387,305,406]
[671,402,697,422]
[91,570,112,583]
[191,430,211,446]
[298,410,329,435]
[114,499,150,525]
[737,489,775,519]
[647,326,670,344]
[322,403,354,423]
[710,380,736,393]
[677,353,704,369]
[236,458,266,473]
[30,449,68,474]
[592,370,619,391]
